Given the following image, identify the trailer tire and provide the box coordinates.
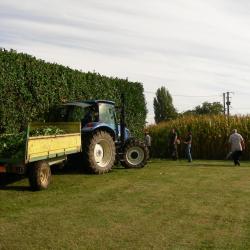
[28,161,51,191]
[86,131,115,174]
[121,139,148,168]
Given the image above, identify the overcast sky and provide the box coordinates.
[1,0,250,123]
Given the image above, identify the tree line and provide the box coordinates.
[153,86,224,123]
[0,49,146,137]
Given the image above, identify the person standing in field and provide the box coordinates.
[228,129,245,166]
[169,128,178,160]
[184,130,192,162]
[145,132,152,159]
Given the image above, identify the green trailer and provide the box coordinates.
[0,122,81,190]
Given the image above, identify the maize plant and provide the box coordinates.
[148,115,250,160]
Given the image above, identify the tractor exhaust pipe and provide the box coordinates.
[120,93,125,146]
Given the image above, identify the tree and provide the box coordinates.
[182,102,224,116]
[182,109,196,116]
[194,102,224,115]
[153,87,177,123]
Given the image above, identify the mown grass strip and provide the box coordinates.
[1,160,250,249]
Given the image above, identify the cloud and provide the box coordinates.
[1,0,250,123]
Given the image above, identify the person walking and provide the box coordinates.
[169,128,178,160]
[184,130,192,162]
[228,129,245,166]
[145,132,152,160]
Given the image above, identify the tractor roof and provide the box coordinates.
[63,100,115,108]
[82,100,115,105]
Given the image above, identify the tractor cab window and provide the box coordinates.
[67,106,87,122]
[47,106,68,122]
[48,105,88,123]
[81,105,99,126]
[99,103,116,125]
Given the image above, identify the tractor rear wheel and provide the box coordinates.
[121,139,148,168]
[86,131,115,174]
[28,160,51,191]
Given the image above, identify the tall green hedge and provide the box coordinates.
[0,49,147,137]
[148,115,250,160]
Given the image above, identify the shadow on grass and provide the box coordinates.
[174,160,247,168]
[51,164,94,175]
[0,173,30,191]
[0,162,127,192]
[0,185,30,191]
[111,164,126,170]
[52,161,127,175]
[150,158,245,168]
[180,163,232,167]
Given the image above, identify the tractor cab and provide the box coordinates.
[49,100,122,140]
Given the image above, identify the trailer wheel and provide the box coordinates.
[28,161,51,191]
[86,131,115,174]
[121,139,148,168]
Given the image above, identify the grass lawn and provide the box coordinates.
[1,160,250,249]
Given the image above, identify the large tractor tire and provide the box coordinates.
[121,139,148,168]
[85,131,116,174]
[28,160,51,191]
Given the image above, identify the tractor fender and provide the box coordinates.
[82,123,116,140]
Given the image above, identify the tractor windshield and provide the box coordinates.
[99,103,116,126]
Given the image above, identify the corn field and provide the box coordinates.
[148,115,250,160]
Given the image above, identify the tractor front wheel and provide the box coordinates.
[121,139,148,168]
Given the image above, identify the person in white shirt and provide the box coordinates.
[228,129,245,166]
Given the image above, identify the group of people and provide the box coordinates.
[144,128,192,162]
[168,128,192,162]
[145,128,245,166]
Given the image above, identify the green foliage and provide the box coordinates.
[194,102,224,115]
[148,115,250,160]
[30,126,65,137]
[0,132,26,160]
[0,126,69,160]
[183,102,224,116]
[153,86,177,123]
[0,49,146,137]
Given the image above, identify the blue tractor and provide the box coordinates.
[50,96,148,174]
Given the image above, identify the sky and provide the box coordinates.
[1,0,250,123]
